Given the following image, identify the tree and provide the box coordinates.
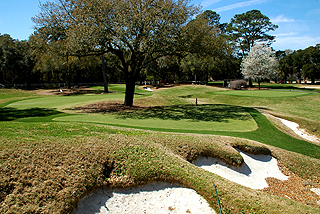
[33,0,198,106]
[0,34,20,84]
[277,49,294,83]
[197,10,227,32]
[181,11,228,84]
[227,10,278,56]
[302,45,320,83]
[0,34,35,85]
[241,44,278,89]
[29,27,79,87]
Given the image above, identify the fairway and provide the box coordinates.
[54,104,258,133]
[6,93,124,110]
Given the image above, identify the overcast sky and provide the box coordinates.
[0,0,319,51]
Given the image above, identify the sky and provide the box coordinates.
[0,0,319,51]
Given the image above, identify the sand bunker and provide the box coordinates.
[143,87,153,91]
[311,188,320,197]
[278,117,320,143]
[73,182,216,214]
[74,117,317,212]
[194,150,289,189]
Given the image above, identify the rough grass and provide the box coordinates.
[0,89,38,105]
[1,84,320,213]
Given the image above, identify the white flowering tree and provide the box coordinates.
[241,44,278,89]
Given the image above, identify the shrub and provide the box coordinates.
[229,80,247,90]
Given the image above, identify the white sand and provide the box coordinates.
[143,87,153,91]
[73,182,216,214]
[278,118,320,143]
[311,188,320,196]
[194,151,289,189]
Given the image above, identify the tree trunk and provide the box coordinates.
[284,72,287,84]
[223,80,228,87]
[248,78,253,87]
[124,77,136,106]
[101,55,108,93]
[258,79,261,90]
[205,70,208,85]
[66,56,71,89]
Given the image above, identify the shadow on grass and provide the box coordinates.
[116,104,251,122]
[0,107,62,121]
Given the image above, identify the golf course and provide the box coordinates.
[1,83,320,213]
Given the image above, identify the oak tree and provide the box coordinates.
[33,0,198,106]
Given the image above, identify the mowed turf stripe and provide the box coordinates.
[52,105,320,159]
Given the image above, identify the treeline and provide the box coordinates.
[0,32,240,87]
[278,45,320,84]
[0,0,319,98]
[0,34,120,86]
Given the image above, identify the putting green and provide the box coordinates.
[208,90,313,98]
[7,93,125,110]
[54,104,258,133]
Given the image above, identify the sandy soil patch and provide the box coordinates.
[73,182,216,214]
[300,85,320,89]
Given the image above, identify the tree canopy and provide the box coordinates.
[33,0,199,106]
[227,10,278,56]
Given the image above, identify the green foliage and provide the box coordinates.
[33,0,199,106]
[278,45,320,83]
[0,34,35,85]
[227,10,278,56]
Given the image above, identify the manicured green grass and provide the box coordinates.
[2,85,320,160]
[6,93,124,110]
[259,82,320,92]
[54,105,320,159]
[3,85,151,111]
[2,85,320,213]
[54,104,257,133]
[207,89,314,98]
[226,108,320,159]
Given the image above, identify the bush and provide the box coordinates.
[229,80,247,89]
